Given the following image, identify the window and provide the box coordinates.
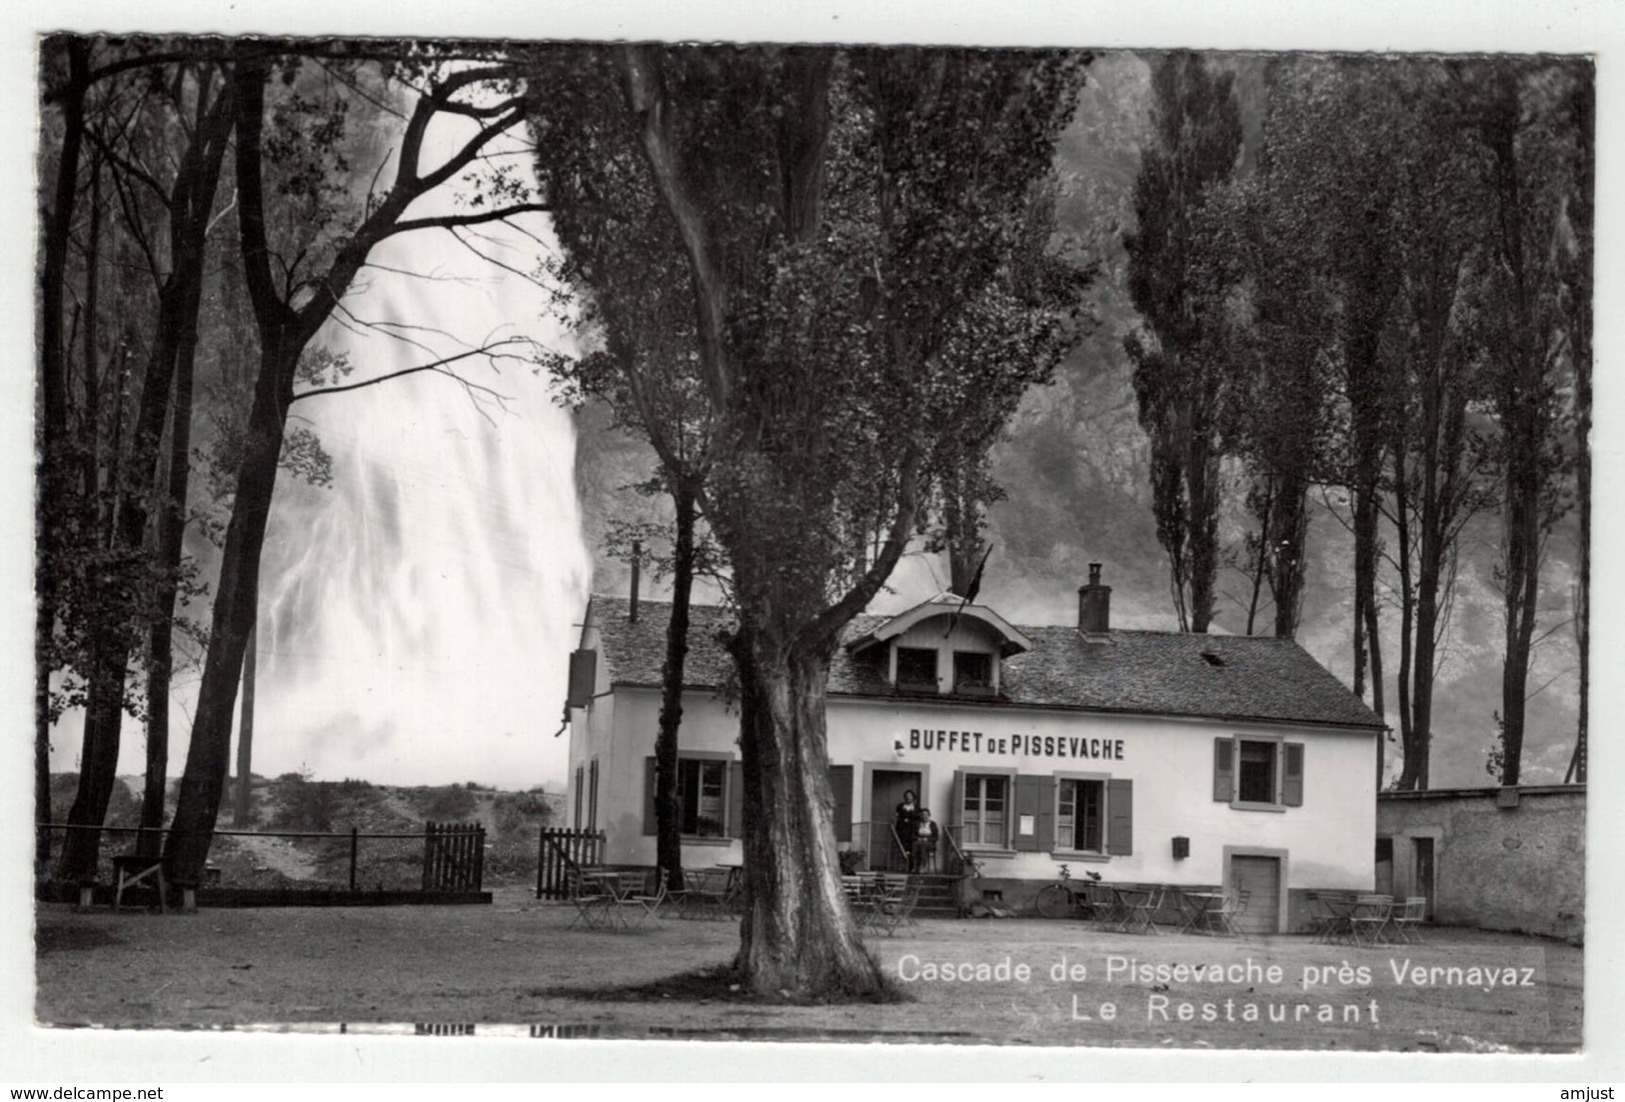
[896,646,939,690]
[644,756,740,839]
[953,650,993,694]
[1057,778,1105,852]
[1237,740,1275,803]
[679,759,727,838]
[961,775,1007,846]
[1213,737,1304,809]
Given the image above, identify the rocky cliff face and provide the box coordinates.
[570,52,1582,787]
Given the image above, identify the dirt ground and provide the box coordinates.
[33,887,1581,1053]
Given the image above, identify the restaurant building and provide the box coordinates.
[564,566,1385,933]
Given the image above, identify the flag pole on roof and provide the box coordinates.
[944,542,994,639]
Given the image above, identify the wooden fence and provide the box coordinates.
[535,827,604,899]
[421,821,486,891]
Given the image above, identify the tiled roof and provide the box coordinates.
[588,595,1384,731]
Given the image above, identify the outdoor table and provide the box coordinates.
[1314,893,1359,944]
[581,869,625,893]
[678,869,733,920]
[586,869,648,929]
[1177,890,1227,935]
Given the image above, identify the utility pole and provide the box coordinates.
[234,621,256,825]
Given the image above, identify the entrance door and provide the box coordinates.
[870,770,921,872]
[1413,837,1435,920]
[1230,855,1282,935]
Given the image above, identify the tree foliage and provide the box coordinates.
[528,44,1088,996]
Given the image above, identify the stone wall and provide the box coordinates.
[1376,785,1584,943]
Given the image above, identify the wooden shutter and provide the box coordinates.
[574,766,584,829]
[1213,737,1234,801]
[727,760,744,839]
[948,771,965,830]
[1012,775,1042,851]
[1282,742,1305,807]
[1036,777,1057,852]
[642,757,656,835]
[829,765,853,843]
[1106,778,1133,855]
[567,648,597,707]
[588,760,599,830]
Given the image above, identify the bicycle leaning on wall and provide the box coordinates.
[1034,864,1103,920]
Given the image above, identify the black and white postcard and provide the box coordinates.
[9,0,1621,1085]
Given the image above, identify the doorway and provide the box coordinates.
[1374,837,1394,897]
[870,769,921,872]
[1412,837,1435,920]
[1230,855,1282,935]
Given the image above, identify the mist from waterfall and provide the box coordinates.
[48,98,591,791]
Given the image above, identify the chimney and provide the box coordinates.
[629,539,641,623]
[1078,562,1111,635]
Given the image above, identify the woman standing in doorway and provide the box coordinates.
[894,790,920,871]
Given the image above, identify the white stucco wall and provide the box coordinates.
[571,679,1376,893]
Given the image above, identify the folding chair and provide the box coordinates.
[625,868,669,925]
[1348,893,1395,946]
[1391,896,1427,944]
[866,875,909,937]
[1120,886,1164,936]
[842,875,878,930]
[1209,891,1245,937]
[1088,882,1124,932]
[565,867,611,930]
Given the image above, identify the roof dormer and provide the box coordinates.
[847,593,1032,696]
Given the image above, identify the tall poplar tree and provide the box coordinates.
[1123,51,1244,633]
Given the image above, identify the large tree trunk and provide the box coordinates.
[1499,453,1540,786]
[653,482,696,891]
[233,622,257,824]
[1268,470,1310,639]
[728,628,883,998]
[1393,452,1418,791]
[1185,405,1218,633]
[37,38,91,880]
[58,648,127,881]
[164,349,290,883]
[141,177,210,855]
[1354,482,1385,723]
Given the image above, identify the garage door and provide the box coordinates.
[1230,855,1282,935]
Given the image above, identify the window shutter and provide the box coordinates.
[1037,777,1057,852]
[1013,775,1042,851]
[1282,742,1305,807]
[1213,737,1234,801]
[574,766,584,830]
[829,765,853,843]
[588,760,599,831]
[567,648,597,707]
[727,760,744,839]
[949,771,965,829]
[642,757,656,835]
[1106,778,1133,855]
